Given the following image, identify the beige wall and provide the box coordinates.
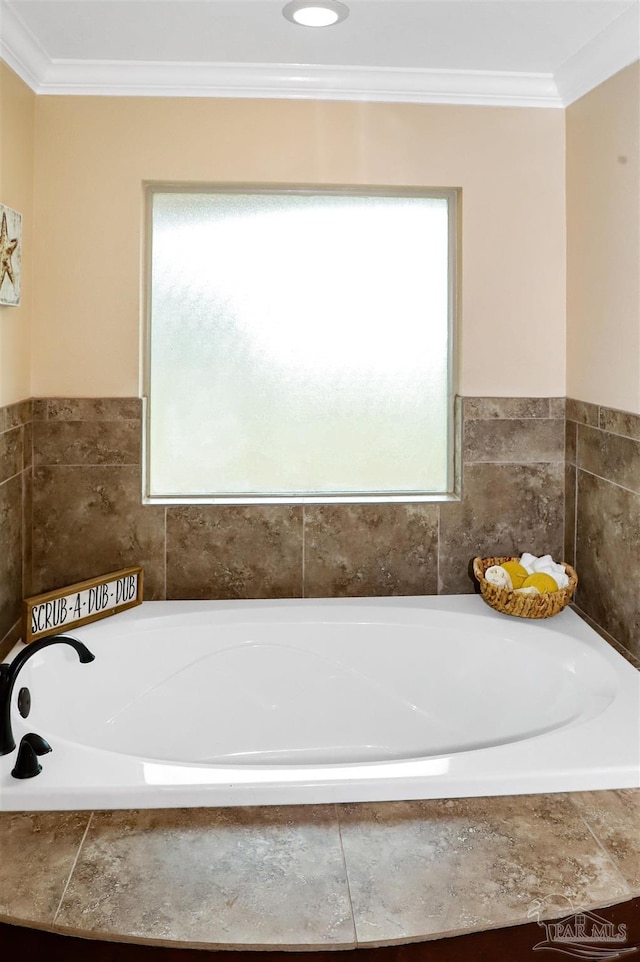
[567,62,640,415]
[0,62,34,406]
[31,97,566,398]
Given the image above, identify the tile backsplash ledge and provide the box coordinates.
[1,397,638,664]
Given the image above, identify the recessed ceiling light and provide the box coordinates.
[282,1,349,28]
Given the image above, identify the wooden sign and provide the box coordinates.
[23,566,143,644]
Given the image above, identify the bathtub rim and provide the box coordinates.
[1,594,638,811]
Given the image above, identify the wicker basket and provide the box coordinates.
[473,556,578,619]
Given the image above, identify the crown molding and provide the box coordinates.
[1,0,636,108]
[10,59,563,107]
[555,5,640,106]
[0,0,50,90]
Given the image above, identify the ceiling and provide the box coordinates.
[1,0,638,107]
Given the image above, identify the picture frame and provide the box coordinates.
[0,203,22,307]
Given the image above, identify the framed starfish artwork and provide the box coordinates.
[0,204,22,306]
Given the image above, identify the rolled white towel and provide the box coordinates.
[538,563,569,589]
[519,552,537,574]
[519,552,569,589]
[530,554,555,572]
[485,565,513,590]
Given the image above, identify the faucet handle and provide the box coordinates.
[23,732,52,756]
[11,738,42,779]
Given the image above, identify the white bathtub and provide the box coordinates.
[1,595,638,811]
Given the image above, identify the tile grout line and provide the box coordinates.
[569,417,640,444]
[163,507,168,600]
[561,449,566,566]
[574,421,579,578]
[579,420,640,444]
[334,803,358,947]
[463,458,565,466]
[21,465,27,604]
[53,812,94,925]
[568,799,636,896]
[436,503,441,594]
[29,462,143,469]
[464,417,563,423]
[575,465,640,498]
[573,448,578,582]
[29,425,34,599]
[33,419,142,423]
[0,467,26,488]
[301,506,306,599]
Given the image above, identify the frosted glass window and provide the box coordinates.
[145,188,455,502]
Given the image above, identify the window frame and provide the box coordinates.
[142,183,460,505]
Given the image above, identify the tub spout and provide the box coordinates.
[0,635,95,756]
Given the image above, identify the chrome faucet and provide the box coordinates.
[0,635,95,755]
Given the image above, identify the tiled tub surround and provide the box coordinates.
[0,394,636,664]
[565,399,640,663]
[0,399,32,658]
[0,791,638,950]
[27,395,565,600]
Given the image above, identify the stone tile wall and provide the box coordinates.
[7,394,637,663]
[565,399,640,661]
[0,400,32,658]
[31,398,165,602]
[26,396,565,607]
[440,397,565,592]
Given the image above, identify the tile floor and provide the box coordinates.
[0,790,638,951]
